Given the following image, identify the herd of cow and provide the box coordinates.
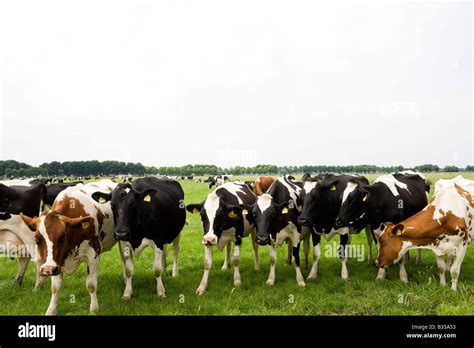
[0,171,473,315]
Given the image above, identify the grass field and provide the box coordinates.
[1,172,474,315]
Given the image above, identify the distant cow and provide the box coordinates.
[298,174,370,280]
[377,177,474,291]
[0,182,46,288]
[208,175,229,189]
[20,180,120,315]
[243,176,311,287]
[186,181,258,295]
[334,171,429,283]
[92,177,186,299]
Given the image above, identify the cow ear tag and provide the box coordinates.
[99,197,106,204]
[396,229,403,236]
[281,207,288,214]
[193,208,199,214]
[228,210,237,218]
[82,222,90,229]
[143,194,151,202]
[330,185,336,191]
[242,209,248,216]
[362,194,368,202]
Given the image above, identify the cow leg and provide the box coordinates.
[196,246,213,295]
[153,245,166,298]
[286,240,293,264]
[307,232,321,279]
[172,234,180,277]
[450,244,468,291]
[222,242,231,271]
[161,244,167,273]
[119,241,134,300]
[339,233,349,280]
[365,227,373,263]
[86,259,99,314]
[292,243,306,288]
[233,243,241,287]
[399,257,408,284]
[436,255,446,286]
[376,268,386,280]
[251,229,260,271]
[303,234,310,270]
[15,257,30,285]
[416,250,422,264]
[34,261,44,290]
[266,244,277,286]
[45,274,63,316]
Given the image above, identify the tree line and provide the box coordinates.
[0,160,473,179]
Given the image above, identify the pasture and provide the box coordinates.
[1,172,474,316]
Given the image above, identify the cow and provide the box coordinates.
[297,174,370,280]
[242,176,311,287]
[91,177,186,299]
[43,182,83,207]
[186,181,258,295]
[0,182,46,288]
[253,176,275,196]
[208,175,229,189]
[377,177,474,291]
[20,180,120,315]
[334,171,430,282]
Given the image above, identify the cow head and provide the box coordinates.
[92,183,156,241]
[186,195,244,246]
[297,179,337,230]
[376,223,405,268]
[250,194,296,245]
[334,183,369,229]
[20,211,94,276]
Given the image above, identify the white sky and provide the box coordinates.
[0,0,472,168]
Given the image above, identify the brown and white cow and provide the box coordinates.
[253,176,275,196]
[377,177,474,291]
[20,180,128,315]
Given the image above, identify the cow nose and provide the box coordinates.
[256,236,269,245]
[297,217,307,225]
[40,265,59,276]
[202,235,217,246]
[114,231,128,240]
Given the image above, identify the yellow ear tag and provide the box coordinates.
[330,185,337,191]
[228,210,237,218]
[396,229,403,236]
[193,208,199,214]
[362,194,368,202]
[82,222,90,229]
[143,194,151,202]
[242,209,248,216]
[99,197,106,204]
[281,207,289,214]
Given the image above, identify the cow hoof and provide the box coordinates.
[266,279,275,286]
[254,265,260,272]
[307,273,317,280]
[400,279,409,285]
[196,287,206,296]
[298,281,306,288]
[45,310,57,316]
[375,276,384,281]
[157,292,166,299]
[221,265,229,271]
[122,294,131,301]
[172,272,179,277]
[89,310,99,316]
[341,275,349,281]
[234,279,241,287]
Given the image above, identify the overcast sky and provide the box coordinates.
[0,1,472,168]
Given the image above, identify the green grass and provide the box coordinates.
[1,173,474,315]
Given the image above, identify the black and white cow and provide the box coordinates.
[92,176,186,299]
[208,175,230,189]
[334,170,430,282]
[242,176,311,288]
[0,182,46,288]
[186,181,258,295]
[297,174,370,280]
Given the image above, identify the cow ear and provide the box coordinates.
[20,213,39,231]
[322,179,339,191]
[92,192,112,204]
[391,224,404,236]
[186,202,203,214]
